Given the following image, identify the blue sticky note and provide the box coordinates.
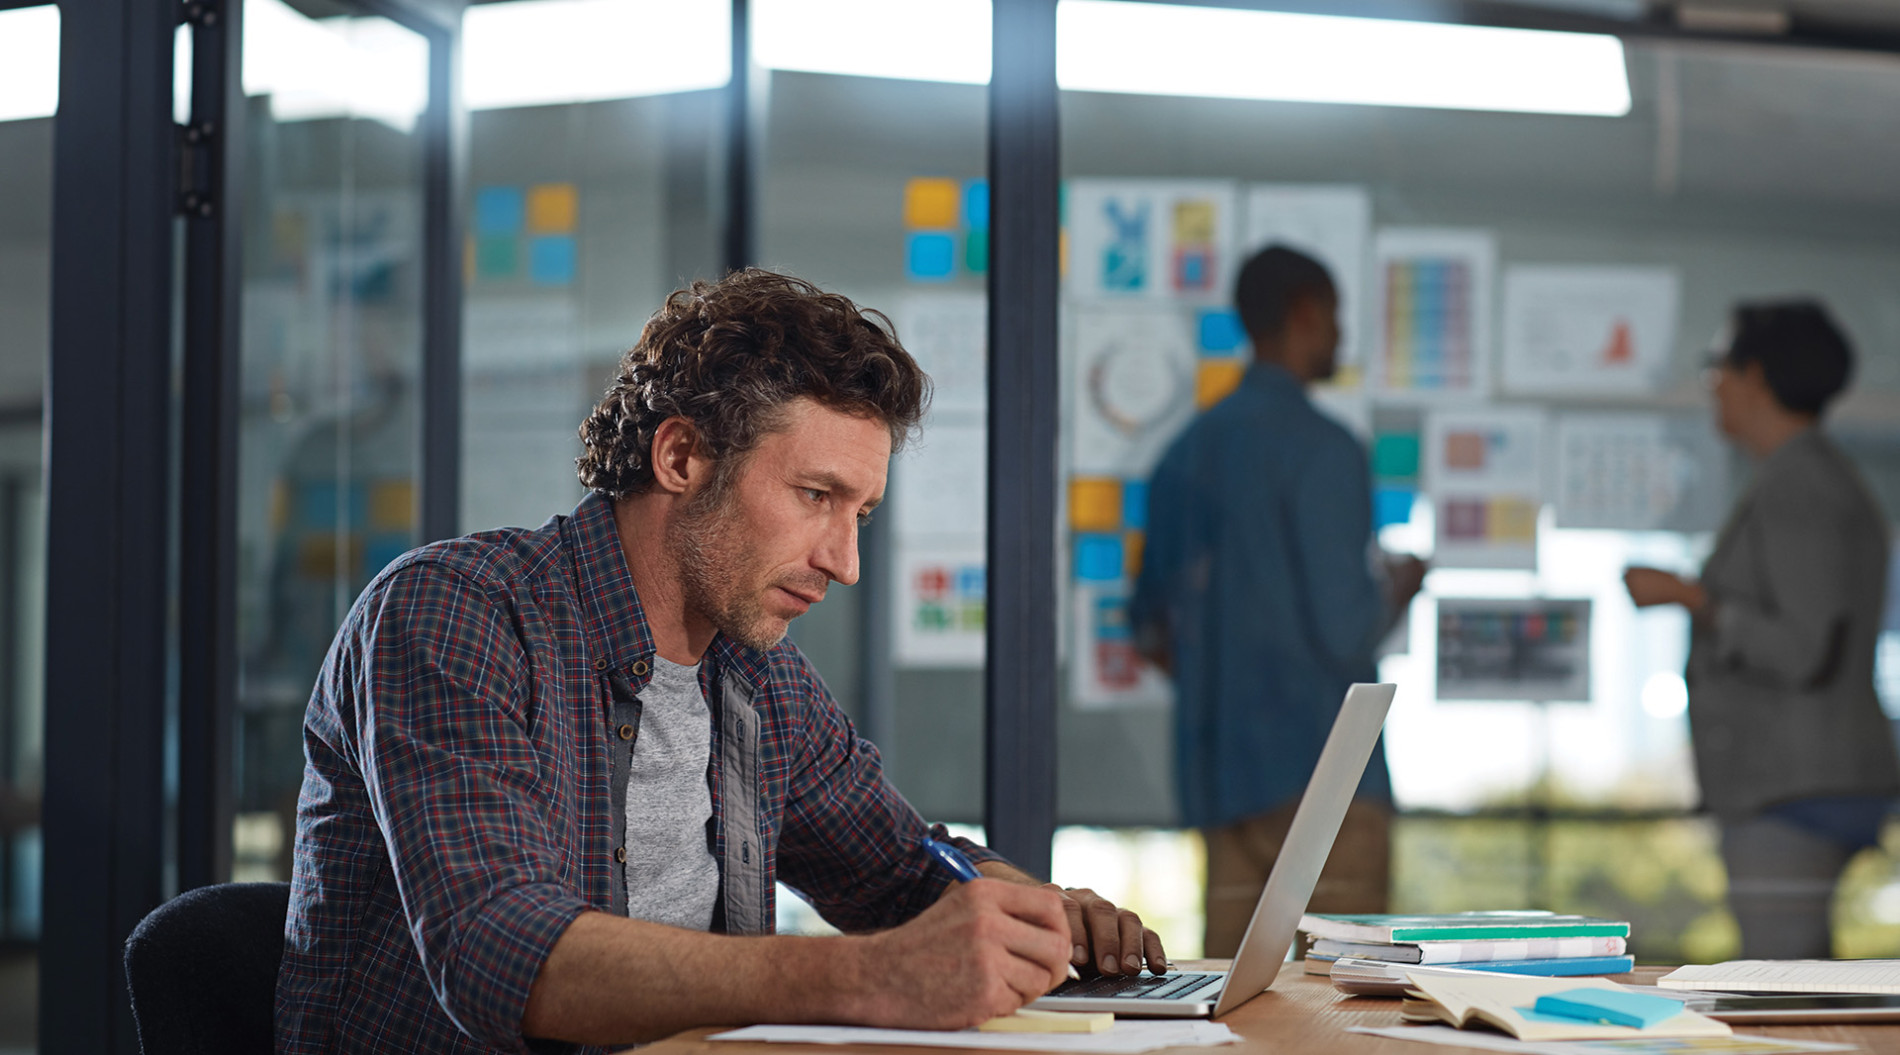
[1531,988,1684,1029]
[906,232,955,281]
[1373,487,1415,529]
[963,179,989,230]
[475,186,524,235]
[1074,533,1124,582]
[1121,480,1148,531]
[1197,309,1244,354]
[529,234,576,285]
[955,564,985,599]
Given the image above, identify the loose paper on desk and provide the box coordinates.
[1661,959,1900,994]
[1350,1024,1853,1055]
[710,1020,1239,1054]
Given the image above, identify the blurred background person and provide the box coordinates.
[1132,245,1426,958]
[1625,300,1899,959]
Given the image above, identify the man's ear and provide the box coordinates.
[648,416,705,496]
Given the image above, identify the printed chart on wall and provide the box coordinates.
[1425,407,1545,570]
[1371,228,1495,399]
[890,293,989,668]
[1243,184,1372,379]
[1065,180,1239,304]
[1553,413,1729,532]
[1501,265,1680,396]
[1436,597,1591,702]
[1064,304,1205,708]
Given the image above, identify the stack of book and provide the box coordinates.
[1298,911,1635,978]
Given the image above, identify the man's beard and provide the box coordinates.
[668,480,821,652]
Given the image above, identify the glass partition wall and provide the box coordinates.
[1054,16,1900,962]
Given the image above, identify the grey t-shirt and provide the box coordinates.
[624,656,721,929]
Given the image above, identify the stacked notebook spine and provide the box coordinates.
[1298,912,1635,978]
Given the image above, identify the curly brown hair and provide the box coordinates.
[577,268,930,500]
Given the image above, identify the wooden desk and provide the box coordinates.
[634,964,1894,1055]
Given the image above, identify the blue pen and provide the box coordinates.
[923,837,1081,980]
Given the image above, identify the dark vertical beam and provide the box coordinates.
[419,21,466,544]
[722,0,754,274]
[984,0,1060,879]
[0,475,17,940]
[857,504,896,751]
[41,0,177,1048]
[177,0,244,892]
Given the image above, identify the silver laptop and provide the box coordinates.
[1028,682,1394,1018]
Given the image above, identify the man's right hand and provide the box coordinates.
[848,878,1073,1030]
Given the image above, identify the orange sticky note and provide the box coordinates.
[527,182,578,234]
[369,479,416,532]
[1195,361,1245,409]
[904,178,960,230]
[1070,477,1123,532]
[1123,529,1145,579]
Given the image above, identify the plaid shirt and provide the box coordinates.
[277,493,1002,1055]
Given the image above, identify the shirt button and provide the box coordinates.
[618,724,635,741]
[614,847,627,863]
[593,657,608,671]
[631,659,650,676]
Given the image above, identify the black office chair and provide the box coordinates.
[124,881,291,1055]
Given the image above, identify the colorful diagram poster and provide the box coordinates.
[1066,305,1201,477]
[1065,180,1239,304]
[1072,581,1170,709]
[1425,407,1546,570]
[1371,228,1495,399]
[1500,265,1680,396]
[1436,597,1591,702]
[894,547,986,667]
[1243,184,1372,376]
[1553,413,1729,532]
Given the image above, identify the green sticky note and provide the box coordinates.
[476,234,518,280]
[1372,432,1421,482]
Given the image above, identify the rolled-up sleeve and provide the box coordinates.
[346,562,591,1053]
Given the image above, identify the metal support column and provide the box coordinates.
[176,0,244,892]
[984,0,1061,879]
[723,0,755,274]
[419,11,466,545]
[40,0,179,1048]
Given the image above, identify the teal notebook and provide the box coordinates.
[1300,911,1630,943]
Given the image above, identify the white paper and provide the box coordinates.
[894,420,987,541]
[1424,408,1546,570]
[893,545,986,668]
[898,292,988,417]
[712,1020,1241,1053]
[1501,266,1680,396]
[1553,414,1729,532]
[464,295,580,371]
[1243,184,1372,372]
[1350,1025,1853,1055]
[1071,582,1171,710]
[1661,959,1900,993]
[1066,180,1240,305]
[1370,228,1496,399]
[1066,305,1199,477]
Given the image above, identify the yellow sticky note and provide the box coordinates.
[1196,360,1245,409]
[977,1009,1114,1033]
[1489,497,1539,542]
[1124,529,1145,579]
[1070,477,1123,532]
[369,479,416,532]
[527,182,578,234]
[904,178,960,230]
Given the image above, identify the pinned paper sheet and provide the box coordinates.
[711,1020,1240,1053]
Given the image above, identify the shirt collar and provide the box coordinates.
[564,491,656,675]
[1241,359,1308,400]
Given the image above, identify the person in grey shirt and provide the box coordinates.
[1626,300,1899,959]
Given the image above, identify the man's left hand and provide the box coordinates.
[1046,884,1168,976]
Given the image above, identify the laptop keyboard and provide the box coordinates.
[1048,971,1223,1000]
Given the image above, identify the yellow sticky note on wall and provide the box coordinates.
[1195,360,1245,409]
[904,178,960,230]
[1070,477,1123,532]
[1488,497,1539,542]
[528,183,578,234]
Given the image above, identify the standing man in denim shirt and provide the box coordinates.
[1132,246,1424,957]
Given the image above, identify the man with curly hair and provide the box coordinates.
[277,269,1167,1055]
